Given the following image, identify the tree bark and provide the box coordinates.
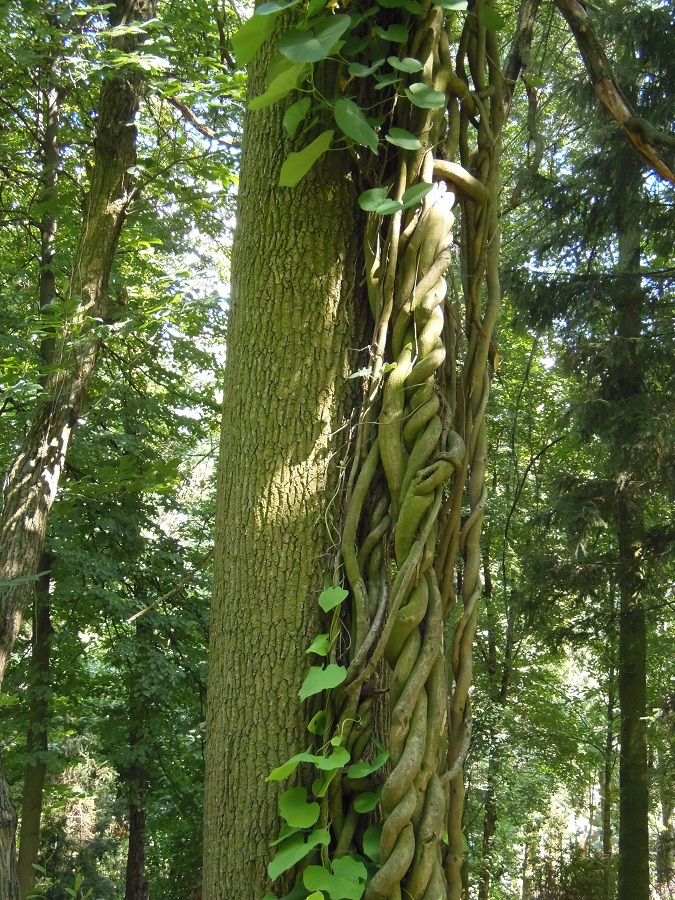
[202,43,365,900]
[16,559,52,900]
[0,0,153,890]
[614,153,649,900]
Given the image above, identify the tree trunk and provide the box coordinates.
[0,0,152,889]
[124,622,149,900]
[17,559,52,900]
[202,44,365,900]
[614,152,649,900]
[601,668,615,900]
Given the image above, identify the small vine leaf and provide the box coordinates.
[385,127,421,150]
[483,5,506,30]
[306,633,331,655]
[374,199,404,214]
[374,72,401,89]
[307,0,326,13]
[267,750,318,781]
[279,15,352,63]
[401,181,433,209]
[279,130,334,187]
[347,749,389,778]
[342,33,370,56]
[279,786,321,828]
[381,361,397,373]
[348,59,384,77]
[299,663,347,699]
[308,710,327,734]
[249,63,307,110]
[353,788,381,813]
[283,97,312,137]
[349,366,372,380]
[405,82,446,108]
[374,23,408,42]
[358,188,387,211]
[268,829,330,882]
[330,734,342,746]
[436,0,467,7]
[256,0,301,14]
[333,98,379,153]
[318,585,348,611]
[314,745,350,770]
[312,769,337,797]
[306,893,324,900]
[303,858,368,900]
[270,824,301,846]
[387,55,423,72]
[232,14,277,67]
[362,824,382,864]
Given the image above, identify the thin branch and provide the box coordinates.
[167,96,237,146]
[125,549,213,623]
[554,0,675,184]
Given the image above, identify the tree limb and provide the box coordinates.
[554,0,675,184]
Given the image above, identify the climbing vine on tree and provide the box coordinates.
[234,1,542,898]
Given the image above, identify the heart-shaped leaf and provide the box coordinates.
[279,15,352,62]
[283,97,312,136]
[279,786,321,828]
[334,98,378,153]
[385,127,421,150]
[279,130,334,187]
[318,585,348,611]
[299,663,347,699]
[387,55,423,72]
[405,82,446,108]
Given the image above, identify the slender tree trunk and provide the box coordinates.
[601,669,615,900]
[16,559,52,900]
[202,42,366,900]
[124,622,149,900]
[0,0,153,890]
[614,153,649,900]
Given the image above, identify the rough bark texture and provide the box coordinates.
[202,46,365,900]
[16,561,52,900]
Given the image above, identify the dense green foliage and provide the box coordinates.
[0,0,673,897]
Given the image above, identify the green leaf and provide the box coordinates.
[307,893,325,900]
[308,710,327,734]
[374,23,408,42]
[333,99,378,153]
[267,750,320,781]
[312,770,337,797]
[348,59,384,77]
[523,72,546,88]
[318,585,348,611]
[256,0,301,14]
[299,663,347,699]
[268,829,331,882]
[303,858,368,900]
[374,72,401,89]
[387,55,423,72]
[306,633,331,655]
[357,188,403,215]
[270,824,301,846]
[249,62,307,110]
[483,5,506,29]
[353,788,381,812]
[385,127,421,150]
[435,0,467,8]
[279,130,334,187]
[347,749,389,778]
[401,181,433,209]
[363,824,382,864]
[315,746,350,770]
[279,786,321,828]
[377,0,422,10]
[232,14,277,67]
[405,82,446,108]
[279,15,352,63]
[283,97,312,137]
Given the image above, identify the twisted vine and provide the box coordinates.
[258,1,540,897]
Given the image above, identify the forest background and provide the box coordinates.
[0,0,673,899]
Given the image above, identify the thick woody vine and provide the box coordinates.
[235,1,538,898]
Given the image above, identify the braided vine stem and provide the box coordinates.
[327,2,540,898]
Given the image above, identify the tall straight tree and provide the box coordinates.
[0,0,154,893]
